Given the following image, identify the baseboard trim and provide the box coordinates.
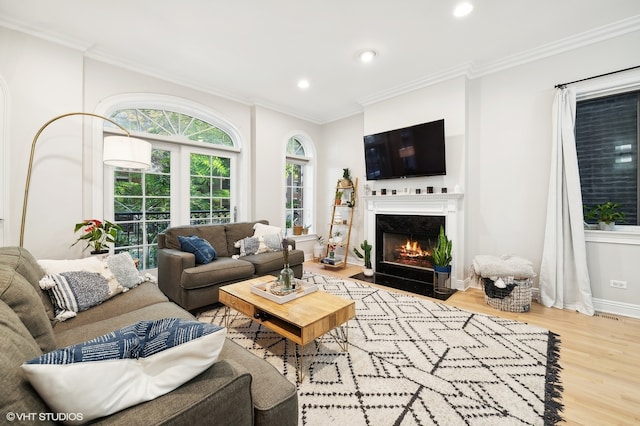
[593,298,640,319]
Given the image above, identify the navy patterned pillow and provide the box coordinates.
[178,235,217,264]
[22,318,226,423]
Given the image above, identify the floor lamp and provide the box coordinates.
[19,112,152,247]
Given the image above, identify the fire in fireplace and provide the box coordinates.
[376,214,445,283]
[388,235,434,269]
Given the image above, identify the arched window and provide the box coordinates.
[102,104,241,271]
[285,135,314,233]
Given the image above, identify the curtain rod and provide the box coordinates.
[555,65,640,88]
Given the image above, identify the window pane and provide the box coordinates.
[576,91,639,225]
[145,197,170,213]
[151,150,171,174]
[191,154,211,175]
[145,174,170,196]
[114,197,142,214]
[284,159,306,230]
[190,153,232,224]
[114,171,143,196]
[113,147,172,270]
[212,157,231,177]
[191,177,211,197]
[110,109,235,148]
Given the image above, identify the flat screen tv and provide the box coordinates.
[364,119,446,180]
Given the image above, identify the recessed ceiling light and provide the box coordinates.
[297,79,310,89]
[453,2,473,18]
[357,49,377,63]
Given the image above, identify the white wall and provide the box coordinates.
[252,105,321,230]
[0,27,84,258]
[318,114,365,262]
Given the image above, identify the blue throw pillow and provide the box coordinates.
[178,235,217,264]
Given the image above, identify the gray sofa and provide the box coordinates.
[158,220,304,311]
[0,246,298,426]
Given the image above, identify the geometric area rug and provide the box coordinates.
[197,272,563,426]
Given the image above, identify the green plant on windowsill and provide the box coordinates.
[584,202,625,230]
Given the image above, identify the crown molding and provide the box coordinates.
[470,14,640,78]
[2,13,639,124]
[358,62,473,107]
[0,15,92,51]
[359,14,640,109]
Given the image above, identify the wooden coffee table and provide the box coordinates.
[219,275,356,381]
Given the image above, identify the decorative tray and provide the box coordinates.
[250,279,318,304]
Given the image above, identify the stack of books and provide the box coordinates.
[320,255,343,265]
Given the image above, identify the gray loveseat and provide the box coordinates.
[158,220,304,311]
[0,246,298,425]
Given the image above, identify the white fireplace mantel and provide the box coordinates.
[363,192,465,289]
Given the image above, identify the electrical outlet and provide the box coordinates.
[610,280,627,289]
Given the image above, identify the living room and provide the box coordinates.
[2,3,639,318]
[1,3,640,424]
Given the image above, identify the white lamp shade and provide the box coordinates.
[103,136,152,169]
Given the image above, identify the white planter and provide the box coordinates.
[363,267,374,277]
[599,221,615,231]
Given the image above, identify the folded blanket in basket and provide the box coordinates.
[471,255,536,279]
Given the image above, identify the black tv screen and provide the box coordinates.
[364,119,446,180]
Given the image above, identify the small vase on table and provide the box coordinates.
[279,239,295,291]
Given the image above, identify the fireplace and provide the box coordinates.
[363,191,463,295]
[376,214,445,284]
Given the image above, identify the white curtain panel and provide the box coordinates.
[539,87,595,316]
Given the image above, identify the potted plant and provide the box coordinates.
[584,202,625,231]
[72,219,122,254]
[338,168,353,188]
[432,226,453,294]
[353,240,373,277]
[335,190,344,205]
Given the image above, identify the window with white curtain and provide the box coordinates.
[106,108,240,269]
[576,90,639,226]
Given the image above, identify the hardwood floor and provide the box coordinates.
[304,261,640,425]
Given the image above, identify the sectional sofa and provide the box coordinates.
[0,246,298,425]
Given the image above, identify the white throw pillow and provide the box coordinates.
[38,257,124,299]
[21,318,226,424]
[252,222,282,238]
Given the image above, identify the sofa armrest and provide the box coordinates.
[91,359,254,426]
[282,237,296,250]
[158,248,195,304]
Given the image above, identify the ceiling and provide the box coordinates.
[1,0,640,123]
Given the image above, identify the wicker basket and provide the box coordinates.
[482,277,533,313]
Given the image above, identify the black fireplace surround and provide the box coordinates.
[375,213,445,284]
